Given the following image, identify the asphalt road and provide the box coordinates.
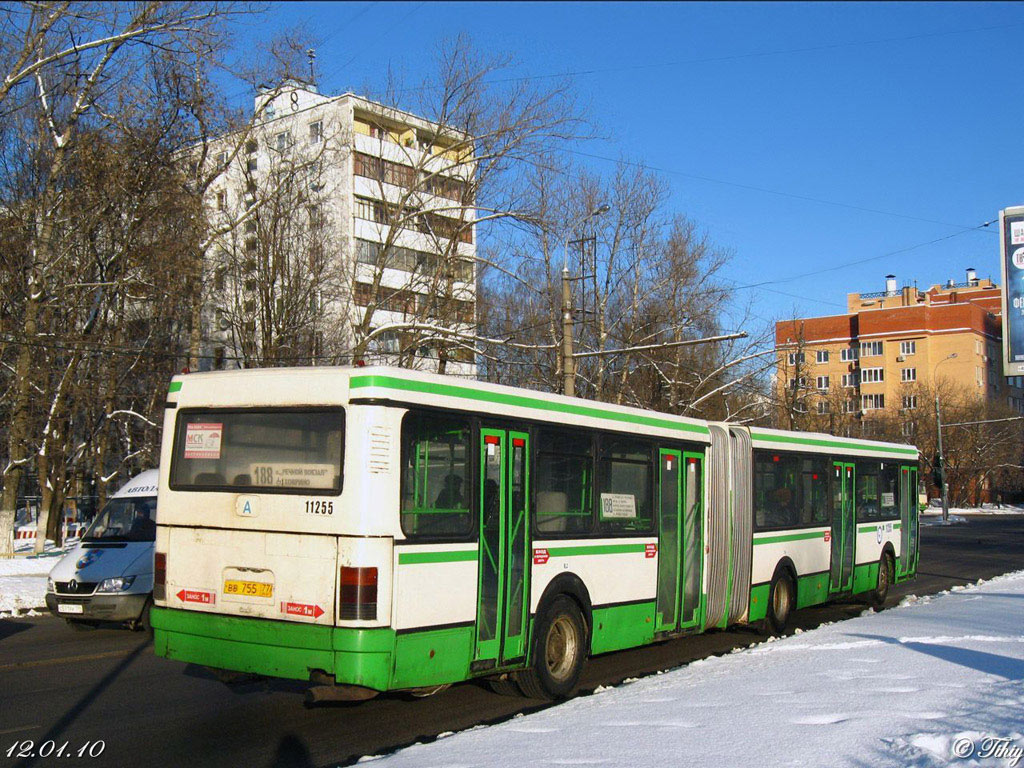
[2,515,1022,768]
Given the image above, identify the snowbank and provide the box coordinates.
[373,571,1024,768]
[923,503,1024,517]
[0,552,60,615]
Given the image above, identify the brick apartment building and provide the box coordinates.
[775,268,1024,437]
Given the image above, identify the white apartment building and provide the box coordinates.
[198,79,477,376]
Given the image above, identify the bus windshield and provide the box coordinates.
[84,497,158,542]
[169,409,344,493]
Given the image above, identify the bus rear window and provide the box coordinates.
[170,409,344,493]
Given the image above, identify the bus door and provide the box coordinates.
[829,462,856,593]
[474,428,530,668]
[897,465,919,579]
[656,450,703,633]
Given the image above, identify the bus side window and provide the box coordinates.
[400,411,472,539]
[534,428,594,536]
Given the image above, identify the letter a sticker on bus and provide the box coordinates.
[184,423,223,459]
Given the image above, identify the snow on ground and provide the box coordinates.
[372,571,1024,768]
[923,503,1024,517]
[0,549,63,616]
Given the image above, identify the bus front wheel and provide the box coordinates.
[517,595,586,700]
[868,553,893,608]
[765,570,795,635]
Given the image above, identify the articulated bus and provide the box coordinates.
[152,366,920,700]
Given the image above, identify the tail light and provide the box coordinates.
[154,552,166,602]
[339,566,377,620]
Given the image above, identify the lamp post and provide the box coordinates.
[934,352,957,522]
[561,204,609,397]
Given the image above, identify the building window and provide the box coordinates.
[976,366,983,387]
[975,339,983,356]
[841,372,859,388]
[816,350,829,364]
[245,140,258,154]
[817,401,830,414]
[902,395,917,410]
[354,197,377,221]
[860,341,883,357]
[246,158,258,173]
[275,131,292,152]
[900,340,916,356]
[215,150,228,165]
[215,190,227,211]
[861,367,884,383]
[901,421,915,437]
[816,375,829,391]
[901,367,916,382]
[862,393,885,411]
[787,352,805,366]
[309,120,323,144]
[840,346,859,362]
[842,399,858,414]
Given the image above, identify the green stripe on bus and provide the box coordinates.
[398,549,478,565]
[749,430,917,457]
[349,375,710,436]
[753,530,825,545]
[858,522,903,533]
[547,543,647,557]
[168,381,182,393]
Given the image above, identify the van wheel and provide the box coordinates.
[868,554,893,608]
[130,598,153,633]
[516,595,586,700]
[765,570,795,635]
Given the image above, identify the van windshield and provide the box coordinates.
[84,497,158,542]
[169,409,344,494]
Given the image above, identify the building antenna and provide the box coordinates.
[307,49,316,86]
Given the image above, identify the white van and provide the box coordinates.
[46,470,158,629]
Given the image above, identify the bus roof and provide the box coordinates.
[166,367,920,458]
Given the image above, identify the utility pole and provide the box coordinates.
[560,204,609,397]
[933,352,957,523]
[561,266,575,397]
[935,392,950,523]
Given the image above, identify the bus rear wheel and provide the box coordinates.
[765,570,795,635]
[516,595,586,700]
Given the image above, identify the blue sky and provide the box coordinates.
[227,2,1024,331]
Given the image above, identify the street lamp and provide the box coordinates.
[934,352,957,522]
[561,203,610,397]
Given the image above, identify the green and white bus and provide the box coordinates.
[152,366,920,700]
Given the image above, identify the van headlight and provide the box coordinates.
[96,576,136,593]
[46,577,55,593]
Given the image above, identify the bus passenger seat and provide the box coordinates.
[536,491,568,533]
[233,474,252,486]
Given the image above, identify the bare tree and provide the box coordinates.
[0,3,237,555]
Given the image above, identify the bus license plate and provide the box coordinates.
[57,603,84,614]
[223,580,273,598]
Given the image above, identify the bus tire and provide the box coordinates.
[485,677,521,697]
[516,595,586,700]
[868,553,893,608]
[765,569,795,635]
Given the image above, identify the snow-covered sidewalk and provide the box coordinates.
[0,551,61,615]
[372,571,1024,768]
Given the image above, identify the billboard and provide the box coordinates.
[1000,206,1024,376]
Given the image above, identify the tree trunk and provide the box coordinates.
[0,292,39,557]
